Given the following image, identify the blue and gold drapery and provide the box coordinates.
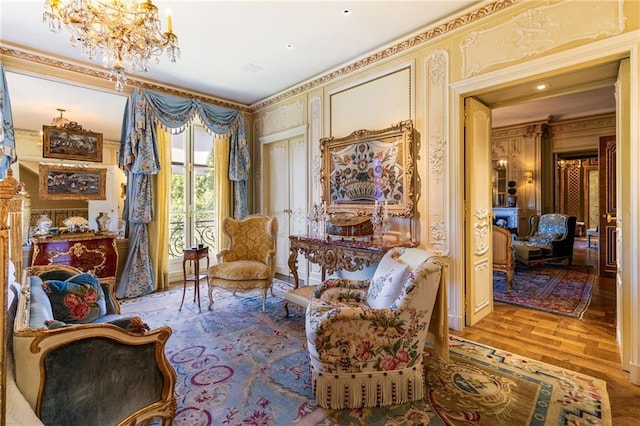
[0,63,16,178]
[117,88,249,298]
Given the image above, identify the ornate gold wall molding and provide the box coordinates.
[460,0,625,78]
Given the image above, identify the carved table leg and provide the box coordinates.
[288,245,300,289]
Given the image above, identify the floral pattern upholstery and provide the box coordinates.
[305,247,443,409]
[207,215,278,311]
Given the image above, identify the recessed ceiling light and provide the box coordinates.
[286,44,294,49]
[343,9,352,16]
[536,84,548,90]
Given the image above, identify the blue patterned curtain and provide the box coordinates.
[142,90,249,218]
[0,63,16,178]
[116,90,159,298]
[117,89,249,298]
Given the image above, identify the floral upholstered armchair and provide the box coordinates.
[207,214,278,311]
[513,213,577,264]
[305,247,445,409]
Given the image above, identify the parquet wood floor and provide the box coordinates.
[451,238,640,425]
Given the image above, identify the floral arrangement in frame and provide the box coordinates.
[38,163,106,201]
[320,120,415,217]
[42,123,103,163]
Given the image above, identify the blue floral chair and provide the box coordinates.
[305,247,445,409]
[513,213,577,264]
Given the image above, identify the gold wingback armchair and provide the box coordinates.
[207,215,278,312]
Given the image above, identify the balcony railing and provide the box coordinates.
[169,219,216,258]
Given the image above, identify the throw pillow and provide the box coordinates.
[366,254,409,309]
[42,273,106,324]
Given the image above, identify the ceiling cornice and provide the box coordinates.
[249,0,520,112]
[0,44,252,113]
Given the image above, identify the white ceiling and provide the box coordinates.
[0,0,617,142]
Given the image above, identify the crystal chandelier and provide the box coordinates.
[43,0,180,91]
[51,108,70,127]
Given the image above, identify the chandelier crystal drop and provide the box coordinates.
[43,0,180,91]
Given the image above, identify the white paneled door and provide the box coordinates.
[264,136,308,277]
[464,97,494,326]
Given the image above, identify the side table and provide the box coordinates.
[181,246,210,312]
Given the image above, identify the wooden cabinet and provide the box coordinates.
[30,232,119,284]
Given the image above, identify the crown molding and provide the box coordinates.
[250,0,519,112]
[0,44,251,113]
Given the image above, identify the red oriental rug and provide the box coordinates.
[493,264,595,318]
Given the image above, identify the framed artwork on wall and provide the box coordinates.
[320,120,415,217]
[42,123,103,162]
[38,163,107,200]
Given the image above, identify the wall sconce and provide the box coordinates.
[524,170,533,183]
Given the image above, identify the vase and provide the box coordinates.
[36,214,53,235]
[96,212,111,232]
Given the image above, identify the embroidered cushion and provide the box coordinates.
[366,254,409,309]
[42,273,106,324]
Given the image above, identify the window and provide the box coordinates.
[169,123,216,260]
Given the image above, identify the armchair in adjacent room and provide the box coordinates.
[492,225,514,290]
[305,247,447,409]
[513,213,577,264]
[207,214,278,311]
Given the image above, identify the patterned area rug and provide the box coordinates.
[494,264,595,318]
[121,281,610,425]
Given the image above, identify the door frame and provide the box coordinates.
[450,31,640,382]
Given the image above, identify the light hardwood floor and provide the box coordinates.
[451,238,640,425]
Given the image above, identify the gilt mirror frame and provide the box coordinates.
[320,120,415,217]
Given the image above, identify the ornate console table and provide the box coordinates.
[30,232,119,284]
[288,236,415,287]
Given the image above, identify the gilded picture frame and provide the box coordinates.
[39,164,107,200]
[320,120,415,217]
[42,123,103,162]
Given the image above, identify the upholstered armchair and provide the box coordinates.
[492,225,514,290]
[207,215,278,311]
[305,247,445,409]
[513,213,577,264]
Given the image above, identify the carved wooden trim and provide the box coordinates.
[425,50,449,255]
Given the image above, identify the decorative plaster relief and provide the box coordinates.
[460,0,625,78]
[473,208,490,256]
[425,50,449,255]
[262,99,304,136]
[309,96,323,204]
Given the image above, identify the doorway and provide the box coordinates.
[453,36,637,379]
